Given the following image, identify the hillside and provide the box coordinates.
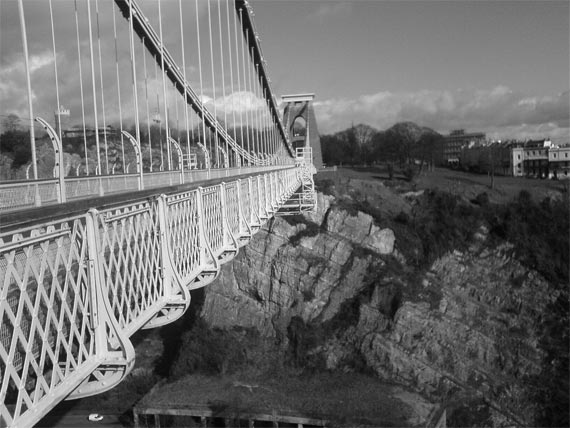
[58,168,569,428]
[163,168,568,427]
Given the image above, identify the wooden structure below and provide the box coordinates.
[133,403,328,428]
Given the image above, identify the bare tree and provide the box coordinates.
[2,114,21,132]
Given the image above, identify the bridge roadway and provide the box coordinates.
[0,166,294,229]
[0,165,313,428]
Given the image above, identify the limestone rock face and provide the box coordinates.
[200,192,555,426]
[200,198,387,333]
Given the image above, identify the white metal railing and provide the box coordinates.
[0,164,294,214]
[295,146,313,166]
[0,167,302,428]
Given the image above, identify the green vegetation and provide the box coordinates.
[316,167,569,427]
[486,190,569,284]
[169,319,263,378]
[317,169,569,285]
[321,122,444,170]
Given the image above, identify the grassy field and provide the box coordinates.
[318,165,568,205]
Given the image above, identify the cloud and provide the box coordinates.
[212,91,266,113]
[0,0,230,130]
[307,3,352,21]
[313,86,570,143]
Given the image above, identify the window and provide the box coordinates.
[566,153,569,158]
[517,155,521,160]
[554,153,557,158]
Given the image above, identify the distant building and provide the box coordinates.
[54,106,70,137]
[443,129,486,165]
[511,145,525,176]
[459,140,514,176]
[548,145,570,179]
[523,139,551,178]
[458,136,570,180]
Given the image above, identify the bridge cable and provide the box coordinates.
[245,31,253,160]
[86,0,102,175]
[154,55,164,171]
[258,65,264,161]
[252,48,261,161]
[254,61,260,160]
[232,5,245,166]
[254,60,261,159]
[16,0,38,181]
[264,87,269,159]
[179,0,191,170]
[258,65,265,160]
[195,0,208,171]
[74,0,89,175]
[207,0,219,168]
[245,36,256,160]
[127,0,141,171]
[217,1,229,168]
[157,0,171,171]
[142,37,152,172]
[269,93,273,160]
[95,0,109,174]
[225,0,237,167]
[243,23,252,160]
[174,83,181,169]
[262,85,267,159]
[239,8,251,164]
[262,68,268,160]
[112,2,126,173]
[49,0,62,147]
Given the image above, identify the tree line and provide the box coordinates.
[321,122,445,172]
[0,114,276,180]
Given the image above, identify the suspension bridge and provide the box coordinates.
[0,1,320,426]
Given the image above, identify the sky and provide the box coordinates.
[250,0,570,142]
[0,0,568,143]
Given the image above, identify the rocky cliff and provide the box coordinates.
[200,188,565,426]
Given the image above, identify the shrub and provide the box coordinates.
[169,320,253,379]
[411,190,483,266]
[472,192,489,206]
[486,191,569,285]
[403,165,416,182]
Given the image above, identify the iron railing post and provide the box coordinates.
[121,130,144,190]
[35,117,66,203]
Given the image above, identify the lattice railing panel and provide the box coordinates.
[259,176,268,218]
[165,191,202,282]
[201,186,224,256]
[269,174,276,208]
[0,218,96,427]
[96,202,164,336]
[240,179,252,232]
[100,176,140,195]
[251,177,260,223]
[224,182,240,239]
[0,167,308,427]
[66,178,100,201]
[143,172,178,189]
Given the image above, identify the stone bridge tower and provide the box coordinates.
[281,93,323,169]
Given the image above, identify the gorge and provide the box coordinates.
[44,168,569,428]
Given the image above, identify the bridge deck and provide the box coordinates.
[0,166,296,231]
